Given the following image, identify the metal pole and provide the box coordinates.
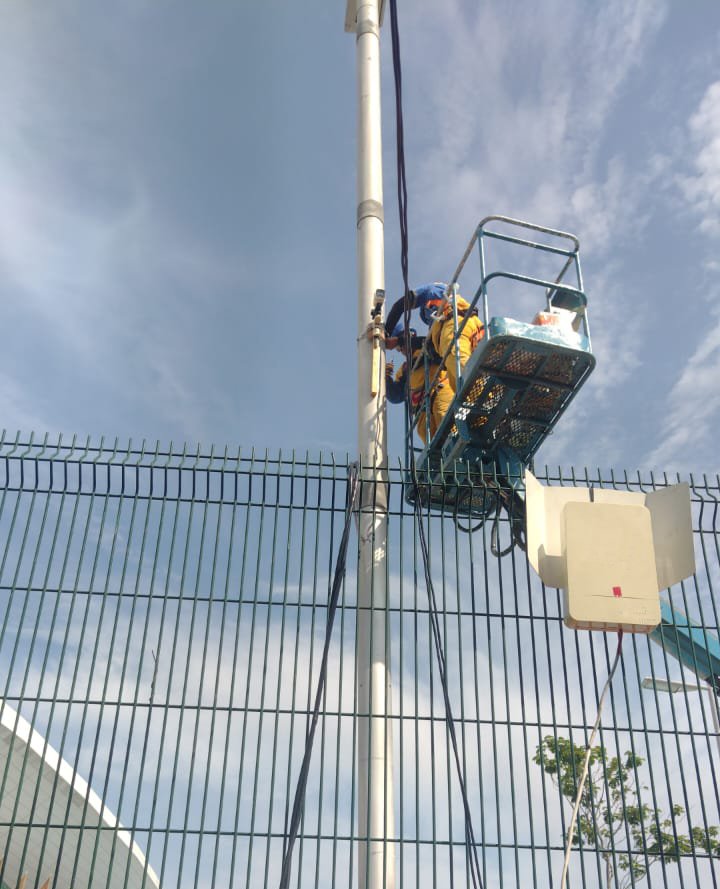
[346,2,395,888]
[642,677,720,763]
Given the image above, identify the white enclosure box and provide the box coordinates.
[563,502,660,631]
[526,471,695,633]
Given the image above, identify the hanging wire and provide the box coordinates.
[560,631,625,889]
[455,501,497,535]
[490,511,515,558]
[278,463,360,889]
[387,1,485,886]
[453,477,527,556]
[387,0,523,559]
[494,486,527,556]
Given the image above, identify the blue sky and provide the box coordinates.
[2,1,720,474]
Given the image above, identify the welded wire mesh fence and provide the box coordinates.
[0,434,718,888]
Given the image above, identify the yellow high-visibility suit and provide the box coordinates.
[429,296,485,392]
[387,348,454,444]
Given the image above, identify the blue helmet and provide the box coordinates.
[414,282,448,325]
[391,322,416,339]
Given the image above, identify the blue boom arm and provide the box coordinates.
[650,599,720,691]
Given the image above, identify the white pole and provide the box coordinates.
[346,1,395,888]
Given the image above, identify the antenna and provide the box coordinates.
[525,470,696,632]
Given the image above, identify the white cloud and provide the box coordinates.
[643,79,720,470]
[679,80,720,236]
[402,0,668,270]
[390,1,672,471]
[642,303,720,471]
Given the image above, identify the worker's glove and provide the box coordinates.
[385,361,394,377]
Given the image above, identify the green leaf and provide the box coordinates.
[533,734,720,882]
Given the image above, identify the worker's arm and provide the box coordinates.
[385,362,407,404]
[384,293,415,337]
[385,284,448,336]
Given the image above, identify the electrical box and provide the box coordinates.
[526,471,695,633]
[563,501,659,631]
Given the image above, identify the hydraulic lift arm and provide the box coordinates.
[650,598,720,691]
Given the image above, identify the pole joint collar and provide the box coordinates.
[357,199,384,227]
[355,15,380,40]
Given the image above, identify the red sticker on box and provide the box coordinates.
[612,586,622,598]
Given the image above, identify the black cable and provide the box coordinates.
[413,501,485,889]
[278,463,360,889]
[454,487,498,535]
[387,1,485,886]
[490,512,515,558]
[456,512,492,535]
[489,487,527,557]
[389,0,524,558]
[454,479,526,557]
[502,487,527,553]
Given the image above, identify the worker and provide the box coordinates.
[384,282,449,339]
[428,286,484,392]
[384,282,484,392]
[385,322,453,444]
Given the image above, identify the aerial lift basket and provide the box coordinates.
[408,216,595,522]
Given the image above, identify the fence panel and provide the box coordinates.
[0,435,717,888]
